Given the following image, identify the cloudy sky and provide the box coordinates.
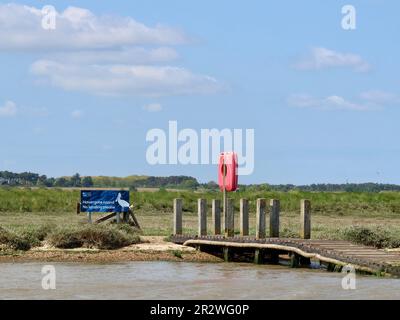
[1,0,400,184]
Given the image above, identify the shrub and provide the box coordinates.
[17,224,54,247]
[0,227,31,251]
[342,226,400,249]
[47,224,141,250]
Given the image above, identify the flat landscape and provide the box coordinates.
[1,187,400,260]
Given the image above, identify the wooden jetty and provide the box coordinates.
[170,198,400,277]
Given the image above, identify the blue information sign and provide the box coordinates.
[80,190,130,213]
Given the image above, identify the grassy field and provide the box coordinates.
[1,187,400,249]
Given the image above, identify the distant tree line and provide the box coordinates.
[131,176,199,190]
[0,171,93,188]
[0,171,199,190]
[237,183,400,193]
[2,171,400,192]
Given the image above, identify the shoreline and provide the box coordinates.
[0,236,222,264]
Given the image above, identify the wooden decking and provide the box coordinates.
[171,235,400,276]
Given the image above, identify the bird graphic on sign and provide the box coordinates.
[116,193,130,211]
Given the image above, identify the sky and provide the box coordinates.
[1,0,400,184]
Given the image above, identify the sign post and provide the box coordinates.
[79,190,140,227]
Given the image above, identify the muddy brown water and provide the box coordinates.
[0,262,399,300]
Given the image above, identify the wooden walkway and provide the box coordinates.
[171,235,400,276]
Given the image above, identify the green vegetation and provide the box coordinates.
[0,171,199,190]
[4,170,400,192]
[46,224,140,249]
[0,223,140,251]
[3,187,396,217]
[342,226,400,249]
[172,250,183,259]
[1,187,400,250]
[0,226,31,251]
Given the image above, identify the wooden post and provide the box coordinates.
[173,198,183,235]
[225,198,234,237]
[269,199,280,238]
[256,198,266,239]
[254,249,263,264]
[129,206,141,230]
[300,199,311,239]
[76,202,81,215]
[198,199,207,236]
[240,199,249,236]
[223,247,233,262]
[212,199,221,235]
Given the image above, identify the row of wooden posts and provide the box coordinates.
[173,198,311,239]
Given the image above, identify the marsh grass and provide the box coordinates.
[342,226,400,248]
[47,224,141,249]
[0,224,141,251]
[1,188,400,249]
[2,188,400,217]
[0,226,31,251]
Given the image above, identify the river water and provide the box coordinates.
[0,262,399,299]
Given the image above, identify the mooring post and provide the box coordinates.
[240,199,249,236]
[173,198,183,235]
[225,198,234,237]
[270,199,280,238]
[300,199,311,239]
[256,199,265,239]
[198,199,207,236]
[254,249,264,264]
[256,199,266,239]
[212,199,221,235]
[223,247,233,262]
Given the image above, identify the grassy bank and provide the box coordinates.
[2,187,400,216]
[1,187,400,250]
[0,223,140,251]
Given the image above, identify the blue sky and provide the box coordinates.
[1,0,400,184]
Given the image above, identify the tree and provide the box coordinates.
[54,177,68,187]
[36,175,48,187]
[44,178,55,187]
[70,173,82,187]
[82,176,94,188]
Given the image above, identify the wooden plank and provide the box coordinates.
[94,212,116,224]
[129,208,141,229]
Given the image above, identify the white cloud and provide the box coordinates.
[143,103,162,112]
[30,60,224,96]
[287,94,369,111]
[71,109,84,119]
[359,90,400,105]
[0,100,17,117]
[1,4,224,97]
[47,47,179,64]
[0,4,188,50]
[295,47,370,72]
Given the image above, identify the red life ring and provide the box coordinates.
[218,152,238,192]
